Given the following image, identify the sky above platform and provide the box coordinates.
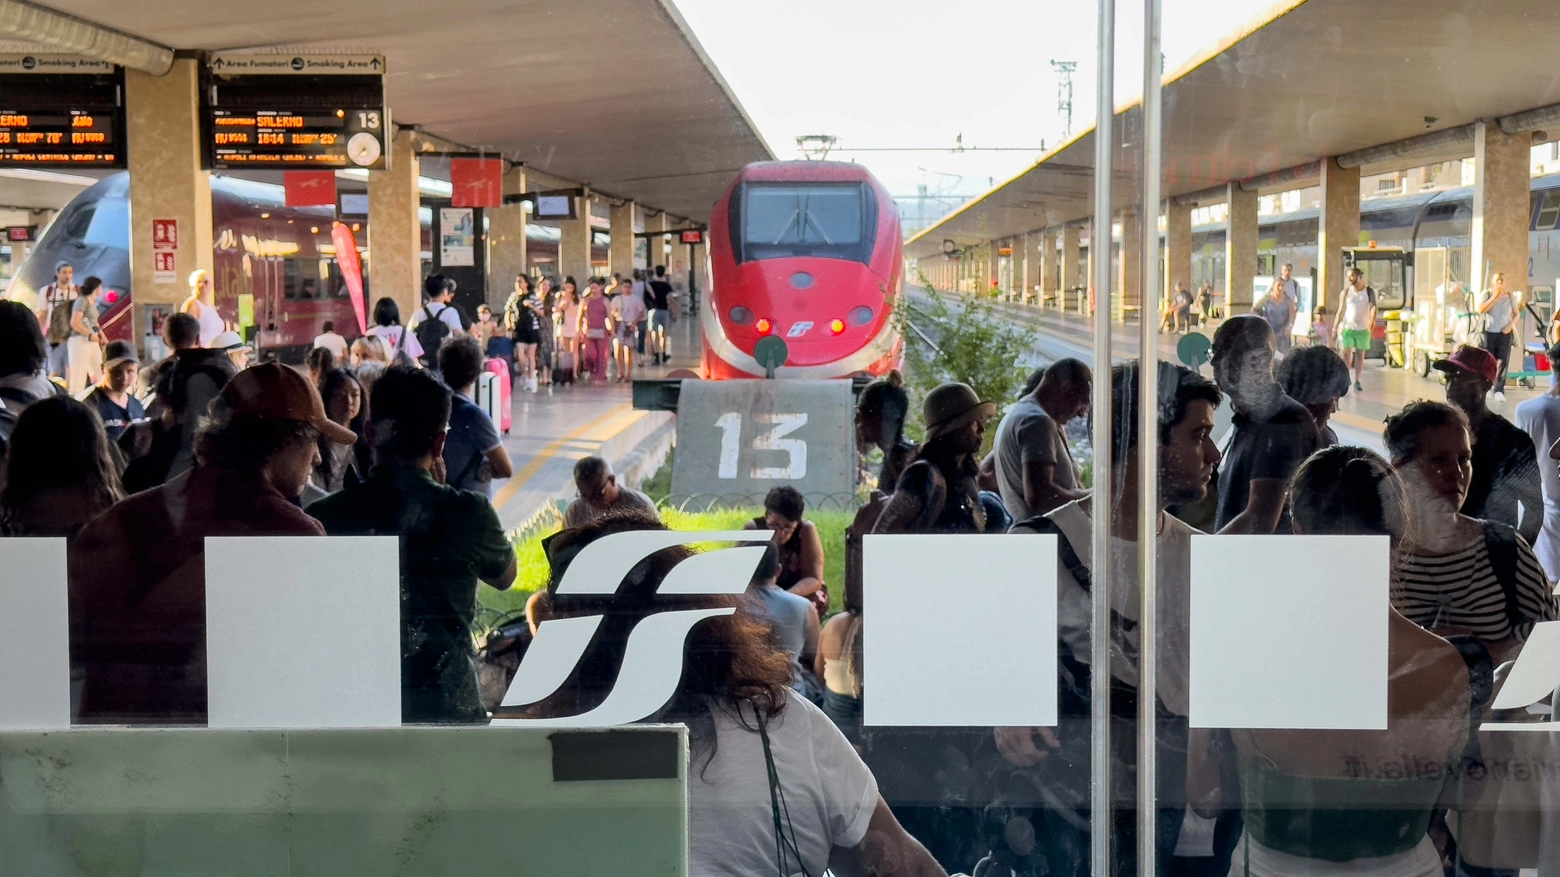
[675,0,1278,203]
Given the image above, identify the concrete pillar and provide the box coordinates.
[1023,232,1042,302]
[367,128,421,321]
[1225,183,1259,313]
[1062,226,1081,310]
[646,212,670,273]
[1317,158,1360,309]
[1471,121,1532,299]
[486,165,528,310]
[1166,200,1193,304]
[126,58,214,339]
[1120,208,1143,320]
[558,189,593,285]
[1041,229,1059,304]
[609,200,637,279]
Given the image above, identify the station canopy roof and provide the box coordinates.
[906,0,1560,258]
[24,0,773,222]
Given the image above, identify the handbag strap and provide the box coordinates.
[756,706,810,877]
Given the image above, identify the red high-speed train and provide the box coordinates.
[702,161,903,379]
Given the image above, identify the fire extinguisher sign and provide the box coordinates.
[152,219,178,283]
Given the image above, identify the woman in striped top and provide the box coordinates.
[1386,401,1557,663]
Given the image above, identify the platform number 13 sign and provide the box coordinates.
[714,412,807,480]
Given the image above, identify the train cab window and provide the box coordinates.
[60,204,95,242]
[1536,191,1560,231]
[83,198,129,250]
[735,182,876,264]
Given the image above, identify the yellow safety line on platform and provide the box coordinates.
[1331,410,1385,435]
[492,403,634,512]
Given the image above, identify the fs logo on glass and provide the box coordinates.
[493,531,773,727]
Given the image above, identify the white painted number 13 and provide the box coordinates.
[715,413,808,479]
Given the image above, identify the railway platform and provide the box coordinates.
[966,292,1551,453]
[490,316,701,533]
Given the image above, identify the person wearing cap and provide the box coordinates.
[874,381,999,536]
[209,329,253,370]
[1437,343,1543,547]
[309,366,517,724]
[992,357,1091,521]
[82,340,147,443]
[37,259,76,378]
[1516,340,1560,581]
[70,363,356,724]
[1210,315,1319,535]
[864,380,1001,868]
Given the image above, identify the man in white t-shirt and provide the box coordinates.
[311,321,349,361]
[1336,267,1376,393]
[613,279,647,381]
[1277,262,1300,306]
[998,361,1224,868]
[408,274,465,366]
[992,357,1091,522]
[36,260,76,378]
[1516,341,1560,582]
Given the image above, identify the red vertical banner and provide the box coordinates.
[331,222,367,334]
[450,158,504,208]
[285,171,338,207]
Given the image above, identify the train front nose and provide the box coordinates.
[720,262,887,368]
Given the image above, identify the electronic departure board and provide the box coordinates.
[0,56,125,168]
[204,54,387,171]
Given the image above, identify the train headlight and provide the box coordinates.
[848,306,873,326]
[755,318,773,335]
[729,306,754,326]
[829,319,846,335]
[103,290,119,304]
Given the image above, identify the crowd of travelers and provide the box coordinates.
[10,248,1560,875]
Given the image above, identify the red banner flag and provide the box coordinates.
[284,171,337,207]
[331,222,367,334]
[450,157,504,208]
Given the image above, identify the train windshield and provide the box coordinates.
[738,182,875,264]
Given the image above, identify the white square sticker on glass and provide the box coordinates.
[0,538,70,730]
[205,536,401,729]
[1190,534,1388,730]
[864,534,1056,727]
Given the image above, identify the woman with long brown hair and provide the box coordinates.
[522,513,944,877]
[0,396,123,536]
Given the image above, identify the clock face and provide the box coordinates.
[347,132,382,167]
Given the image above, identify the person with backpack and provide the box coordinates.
[0,299,59,461]
[38,259,77,379]
[409,274,465,368]
[367,297,422,367]
[1387,400,1557,665]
